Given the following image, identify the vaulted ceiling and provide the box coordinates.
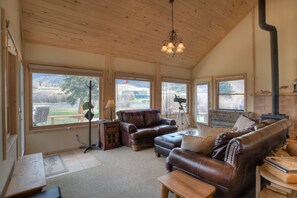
[21,0,257,69]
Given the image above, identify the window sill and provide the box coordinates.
[28,122,99,134]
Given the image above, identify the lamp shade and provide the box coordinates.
[105,99,115,108]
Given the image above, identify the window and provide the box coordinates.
[196,83,209,124]
[162,82,188,115]
[30,65,101,128]
[216,77,245,111]
[115,79,151,112]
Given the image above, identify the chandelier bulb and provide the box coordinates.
[176,48,183,53]
[167,42,175,49]
[177,42,185,50]
[161,45,168,52]
[166,48,174,54]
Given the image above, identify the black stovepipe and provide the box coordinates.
[258,0,279,115]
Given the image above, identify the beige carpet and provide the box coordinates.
[46,147,170,198]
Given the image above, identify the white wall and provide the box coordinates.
[192,11,254,111]
[255,0,297,92]
[23,43,191,154]
[0,0,22,196]
[192,0,297,114]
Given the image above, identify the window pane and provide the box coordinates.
[162,82,188,114]
[219,80,244,94]
[196,84,208,123]
[218,95,244,110]
[115,79,150,112]
[32,73,100,127]
[218,79,245,110]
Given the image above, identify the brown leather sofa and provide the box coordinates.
[166,119,291,197]
[117,109,178,151]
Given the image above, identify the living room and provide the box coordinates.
[1,0,297,197]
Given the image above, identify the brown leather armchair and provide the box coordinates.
[117,109,178,151]
[166,119,291,197]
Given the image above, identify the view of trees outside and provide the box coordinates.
[32,73,99,126]
[115,79,150,112]
[218,79,244,110]
[196,83,208,123]
[162,82,188,115]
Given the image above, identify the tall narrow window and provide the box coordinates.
[115,79,151,112]
[196,83,209,124]
[162,82,188,115]
[30,65,101,128]
[217,79,245,111]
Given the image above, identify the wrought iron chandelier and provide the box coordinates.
[161,0,185,54]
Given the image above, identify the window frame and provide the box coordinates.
[215,74,247,111]
[114,72,153,112]
[161,77,190,116]
[28,64,103,132]
[2,9,19,160]
[195,82,210,124]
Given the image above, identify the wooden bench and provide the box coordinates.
[5,153,46,198]
[158,170,216,198]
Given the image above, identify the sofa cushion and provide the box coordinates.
[130,128,158,140]
[122,111,145,128]
[181,135,217,155]
[212,129,252,161]
[233,115,255,130]
[144,110,161,127]
[197,123,233,137]
[155,125,178,135]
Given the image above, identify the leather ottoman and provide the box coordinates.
[154,131,193,157]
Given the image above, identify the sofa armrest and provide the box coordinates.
[166,148,236,189]
[161,118,176,126]
[120,122,138,134]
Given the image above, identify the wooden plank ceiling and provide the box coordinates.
[21,0,257,69]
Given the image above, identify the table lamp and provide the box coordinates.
[105,99,115,121]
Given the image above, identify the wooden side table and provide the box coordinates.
[256,165,297,198]
[98,120,121,150]
[158,170,216,198]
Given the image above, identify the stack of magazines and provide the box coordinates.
[263,157,297,183]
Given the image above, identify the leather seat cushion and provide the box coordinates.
[155,125,178,135]
[131,128,158,140]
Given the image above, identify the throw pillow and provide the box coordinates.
[233,115,255,131]
[212,129,252,161]
[197,123,232,137]
[181,135,216,155]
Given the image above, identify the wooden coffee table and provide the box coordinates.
[158,170,216,198]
